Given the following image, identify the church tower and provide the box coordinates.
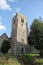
[11,13,28,55]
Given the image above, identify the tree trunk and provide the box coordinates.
[40,49,43,57]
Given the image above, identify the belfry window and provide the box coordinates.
[21,19,24,23]
[21,19,24,27]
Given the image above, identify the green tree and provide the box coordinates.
[1,39,10,54]
[28,18,43,57]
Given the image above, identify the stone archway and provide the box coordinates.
[21,47,25,54]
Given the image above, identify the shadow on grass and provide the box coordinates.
[20,53,43,65]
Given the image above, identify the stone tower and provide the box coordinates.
[11,13,28,55]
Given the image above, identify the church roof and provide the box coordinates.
[0,33,8,38]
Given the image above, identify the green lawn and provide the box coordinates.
[22,53,39,57]
[35,58,43,63]
[21,53,43,65]
[0,53,43,65]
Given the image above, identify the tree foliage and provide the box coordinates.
[1,39,10,54]
[28,18,43,57]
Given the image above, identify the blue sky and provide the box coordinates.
[0,0,43,37]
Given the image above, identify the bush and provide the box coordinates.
[1,39,10,53]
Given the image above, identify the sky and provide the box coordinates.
[0,0,43,37]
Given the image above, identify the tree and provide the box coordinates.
[28,18,43,57]
[1,39,10,54]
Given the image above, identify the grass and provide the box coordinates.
[0,53,43,65]
[21,53,43,65]
[0,53,21,65]
[22,53,39,57]
[35,58,43,63]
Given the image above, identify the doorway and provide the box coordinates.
[21,47,24,54]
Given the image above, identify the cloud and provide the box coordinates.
[16,8,21,13]
[0,22,6,30]
[0,16,2,20]
[0,0,12,10]
[8,0,19,3]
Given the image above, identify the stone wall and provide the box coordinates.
[11,13,28,55]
